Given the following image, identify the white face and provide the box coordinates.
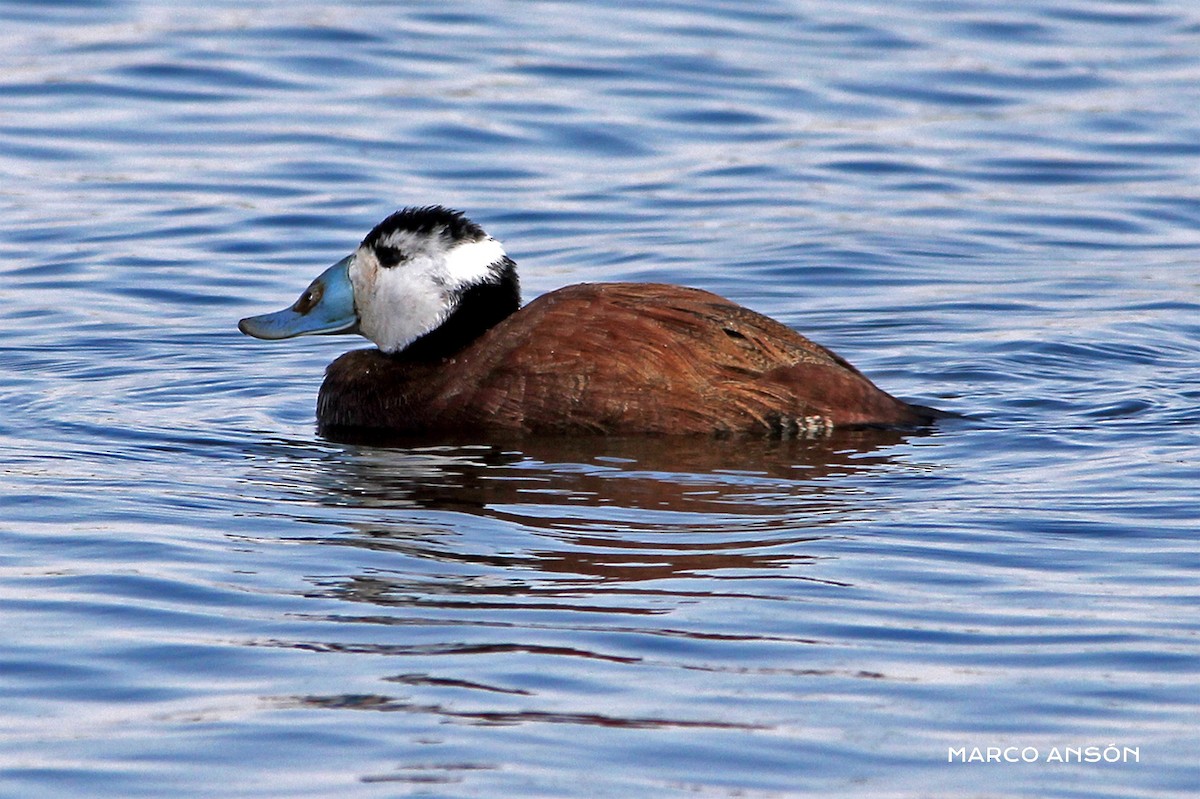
[347,229,509,353]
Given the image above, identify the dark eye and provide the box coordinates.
[292,283,323,314]
[375,245,407,269]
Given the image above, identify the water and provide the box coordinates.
[2,1,1198,796]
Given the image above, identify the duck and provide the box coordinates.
[239,205,940,439]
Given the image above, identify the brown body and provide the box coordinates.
[317,283,934,437]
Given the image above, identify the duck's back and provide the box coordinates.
[318,283,931,436]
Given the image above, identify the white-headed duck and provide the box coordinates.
[239,206,939,438]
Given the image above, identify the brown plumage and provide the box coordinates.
[317,282,934,437]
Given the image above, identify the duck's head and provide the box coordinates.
[238,206,520,357]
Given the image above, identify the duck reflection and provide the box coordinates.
[268,429,924,602]
[248,430,928,731]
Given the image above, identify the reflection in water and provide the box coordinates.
[243,430,926,740]
[311,429,915,513]
[275,692,766,730]
[246,429,925,618]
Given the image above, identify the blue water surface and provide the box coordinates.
[2,1,1198,797]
